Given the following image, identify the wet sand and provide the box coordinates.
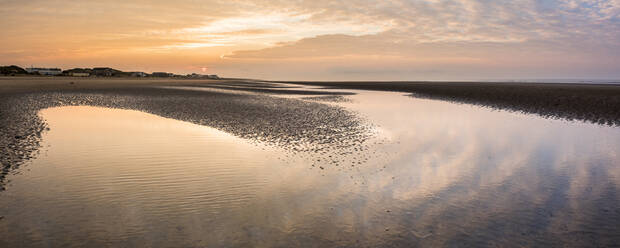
[0,77,371,189]
[3,77,620,187]
[2,77,620,247]
[277,81,620,126]
[3,77,620,182]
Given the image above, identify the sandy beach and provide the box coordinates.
[0,77,370,189]
[2,76,620,247]
[3,77,620,182]
[4,1,620,246]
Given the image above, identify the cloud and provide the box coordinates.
[218,0,620,80]
[2,0,620,79]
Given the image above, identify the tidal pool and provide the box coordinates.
[1,89,620,247]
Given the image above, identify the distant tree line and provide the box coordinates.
[0,65,219,79]
[0,65,28,76]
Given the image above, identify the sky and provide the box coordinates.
[1,0,620,80]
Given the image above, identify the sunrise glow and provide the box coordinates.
[2,0,619,80]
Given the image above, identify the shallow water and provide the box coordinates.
[1,89,620,247]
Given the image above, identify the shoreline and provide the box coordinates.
[274,80,620,126]
[3,77,620,126]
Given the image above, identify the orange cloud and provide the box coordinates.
[1,0,619,79]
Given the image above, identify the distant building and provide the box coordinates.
[151,72,173,77]
[63,68,92,77]
[130,72,147,77]
[92,67,121,77]
[71,72,90,77]
[25,67,62,76]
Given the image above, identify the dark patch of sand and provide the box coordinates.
[184,82,355,95]
[193,81,294,89]
[301,95,353,103]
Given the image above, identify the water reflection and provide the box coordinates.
[341,92,620,246]
[1,90,620,247]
